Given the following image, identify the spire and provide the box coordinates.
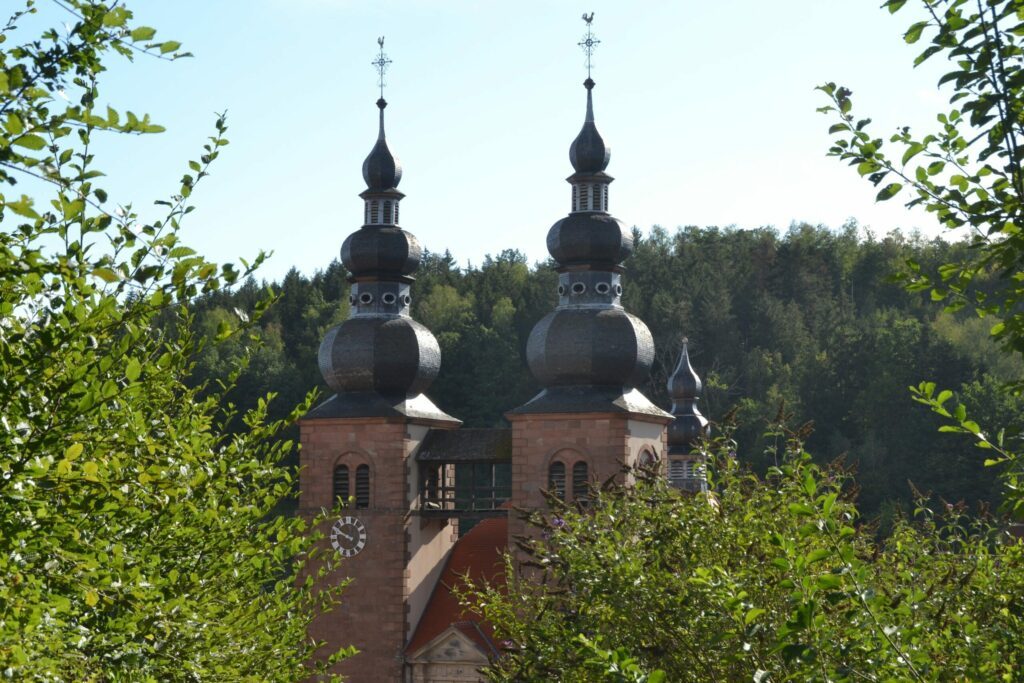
[569,15,610,176]
[667,338,710,493]
[512,15,666,420]
[310,38,457,425]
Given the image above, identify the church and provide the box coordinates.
[297,20,709,682]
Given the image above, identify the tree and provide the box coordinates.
[0,2,347,678]
[469,426,1024,682]
[818,0,1024,517]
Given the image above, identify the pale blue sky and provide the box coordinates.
[39,1,951,281]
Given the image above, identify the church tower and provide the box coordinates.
[507,16,672,544]
[298,38,461,682]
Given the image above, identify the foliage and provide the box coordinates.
[0,2,347,678]
[819,0,1024,517]
[468,427,1024,682]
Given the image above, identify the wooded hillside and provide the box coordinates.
[187,222,1022,520]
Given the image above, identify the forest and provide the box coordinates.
[189,222,1022,520]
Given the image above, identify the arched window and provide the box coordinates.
[581,185,590,211]
[355,464,370,509]
[333,465,350,506]
[572,461,589,505]
[638,449,657,470]
[383,200,392,224]
[370,201,380,224]
[591,184,600,210]
[548,461,566,501]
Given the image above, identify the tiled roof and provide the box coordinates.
[405,516,508,657]
[416,428,512,462]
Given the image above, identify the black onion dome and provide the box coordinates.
[569,79,610,174]
[547,212,632,267]
[667,339,710,454]
[526,307,654,387]
[318,316,440,396]
[342,227,422,278]
[362,98,403,191]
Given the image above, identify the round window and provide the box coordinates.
[557,285,566,296]
[358,292,374,305]
[595,282,610,294]
[382,292,397,305]
[614,284,623,296]
[571,282,586,295]
[402,294,412,305]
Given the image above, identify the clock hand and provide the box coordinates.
[338,530,354,542]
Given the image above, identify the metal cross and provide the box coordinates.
[578,13,599,78]
[372,36,392,98]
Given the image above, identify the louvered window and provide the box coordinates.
[370,201,379,224]
[333,465,349,506]
[572,461,589,505]
[355,464,370,509]
[572,185,579,211]
[548,461,566,501]
[383,200,392,224]
[394,203,399,224]
[602,185,608,211]
[669,460,686,488]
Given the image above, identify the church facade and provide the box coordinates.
[297,26,709,682]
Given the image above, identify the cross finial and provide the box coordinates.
[372,36,392,99]
[578,12,599,79]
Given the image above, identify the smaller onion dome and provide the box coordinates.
[667,338,710,454]
[569,79,610,174]
[547,212,632,268]
[341,226,422,279]
[362,98,403,191]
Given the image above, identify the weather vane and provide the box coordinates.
[372,36,392,99]
[578,12,599,79]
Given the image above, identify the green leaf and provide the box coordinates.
[126,358,141,382]
[159,40,183,54]
[12,134,46,150]
[93,268,119,283]
[131,26,157,41]
[745,608,766,625]
[805,548,831,565]
[65,443,84,460]
[876,183,902,201]
[904,21,928,44]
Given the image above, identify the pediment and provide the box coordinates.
[408,625,490,664]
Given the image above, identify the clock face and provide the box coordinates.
[330,516,367,558]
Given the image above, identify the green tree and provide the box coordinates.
[470,427,1024,682]
[819,0,1024,516]
[0,2,347,678]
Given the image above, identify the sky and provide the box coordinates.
[28,0,953,281]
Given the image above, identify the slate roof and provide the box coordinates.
[405,516,508,657]
[416,428,512,462]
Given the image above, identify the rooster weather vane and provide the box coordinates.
[371,36,392,98]
[578,12,599,78]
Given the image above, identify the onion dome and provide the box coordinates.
[307,39,457,425]
[667,338,710,453]
[511,17,668,420]
[361,98,403,191]
[667,338,710,493]
[569,79,610,174]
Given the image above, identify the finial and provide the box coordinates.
[372,35,392,100]
[578,12,599,81]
